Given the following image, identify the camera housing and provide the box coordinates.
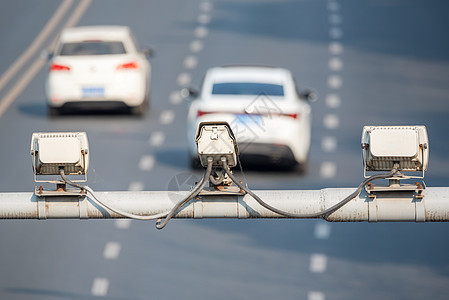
[31,132,89,182]
[361,125,428,178]
[195,122,238,168]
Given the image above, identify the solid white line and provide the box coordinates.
[169,90,182,104]
[160,110,175,125]
[327,75,343,89]
[91,278,109,296]
[139,155,155,171]
[309,253,328,273]
[329,27,343,39]
[183,55,198,69]
[329,42,344,55]
[323,114,339,129]
[149,131,165,147]
[199,1,213,12]
[308,291,326,300]
[0,0,73,94]
[321,136,337,152]
[314,222,332,239]
[103,242,121,260]
[115,219,131,229]
[194,26,209,38]
[0,59,46,119]
[0,0,91,120]
[177,72,192,86]
[325,94,341,108]
[197,14,211,25]
[320,162,337,178]
[328,57,343,71]
[128,181,144,191]
[190,40,204,53]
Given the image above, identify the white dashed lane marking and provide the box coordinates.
[160,110,175,125]
[328,57,343,71]
[139,155,155,171]
[169,90,182,104]
[183,55,198,69]
[91,278,109,297]
[327,1,340,11]
[327,75,343,89]
[329,27,343,39]
[323,114,339,129]
[197,14,211,25]
[309,254,328,273]
[149,131,165,147]
[328,13,342,25]
[115,219,131,229]
[128,181,144,191]
[190,40,204,53]
[308,291,326,300]
[320,162,337,178]
[194,26,208,38]
[329,42,344,55]
[314,222,332,239]
[177,72,192,86]
[325,94,341,108]
[103,242,121,260]
[199,1,212,12]
[321,136,337,152]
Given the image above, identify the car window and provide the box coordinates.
[59,41,127,56]
[211,82,284,96]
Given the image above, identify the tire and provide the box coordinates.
[48,106,60,117]
[131,93,149,116]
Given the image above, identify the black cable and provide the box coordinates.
[222,158,399,219]
[155,158,213,229]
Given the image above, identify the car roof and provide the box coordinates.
[206,65,292,83]
[59,26,132,42]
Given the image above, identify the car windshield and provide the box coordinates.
[212,82,284,96]
[59,41,126,56]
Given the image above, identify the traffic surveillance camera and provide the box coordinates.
[195,122,239,168]
[31,132,89,182]
[361,125,428,178]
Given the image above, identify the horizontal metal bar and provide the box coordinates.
[0,187,448,221]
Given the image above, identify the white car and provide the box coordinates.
[186,65,314,170]
[45,26,151,116]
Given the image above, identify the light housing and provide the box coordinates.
[31,132,89,182]
[361,125,428,178]
[195,121,239,168]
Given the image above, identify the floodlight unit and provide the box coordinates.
[361,125,428,178]
[31,132,89,183]
[195,121,239,168]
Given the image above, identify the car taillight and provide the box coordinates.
[116,61,139,70]
[282,113,298,119]
[197,110,211,117]
[50,63,70,71]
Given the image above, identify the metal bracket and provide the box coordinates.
[365,180,425,200]
[199,185,246,196]
[35,185,87,198]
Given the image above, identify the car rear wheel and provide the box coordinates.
[48,106,61,117]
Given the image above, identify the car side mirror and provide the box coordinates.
[41,49,54,61]
[142,47,155,58]
[301,89,318,102]
[181,87,199,98]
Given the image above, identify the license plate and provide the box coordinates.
[234,114,262,125]
[82,86,104,98]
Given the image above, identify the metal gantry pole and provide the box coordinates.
[0,187,448,221]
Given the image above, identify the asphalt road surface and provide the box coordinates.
[0,0,448,299]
